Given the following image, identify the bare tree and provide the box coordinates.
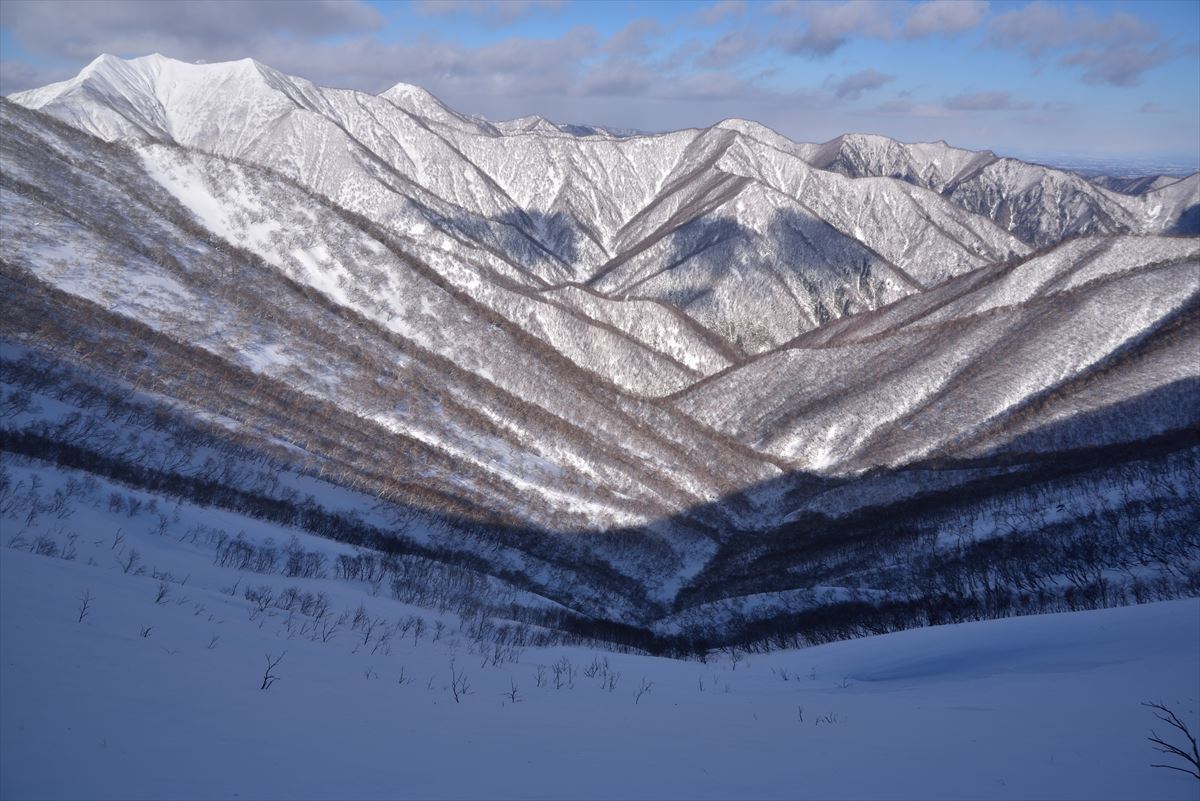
[371,626,393,656]
[1144,702,1200,780]
[317,618,341,643]
[206,634,220,650]
[583,657,608,679]
[118,548,142,575]
[154,580,170,605]
[505,678,521,704]
[139,625,153,638]
[77,590,92,623]
[552,657,574,690]
[261,651,286,691]
[634,678,653,705]
[449,659,470,703]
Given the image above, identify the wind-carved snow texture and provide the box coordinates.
[2,55,1199,674]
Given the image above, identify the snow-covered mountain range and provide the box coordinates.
[2,54,1198,644]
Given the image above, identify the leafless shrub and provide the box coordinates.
[139,625,153,638]
[77,590,92,623]
[371,626,393,656]
[634,678,653,705]
[317,617,341,643]
[552,657,574,690]
[118,548,141,574]
[358,616,384,648]
[154,580,170,605]
[245,584,275,617]
[1144,701,1200,780]
[261,652,286,691]
[351,603,369,631]
[33,535,60,558]
[449,659,471,703]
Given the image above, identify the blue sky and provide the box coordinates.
[2,0,1197,164]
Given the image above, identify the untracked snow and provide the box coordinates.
[2,511,1197,801]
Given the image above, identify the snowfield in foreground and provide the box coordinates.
[2,505,1197,801]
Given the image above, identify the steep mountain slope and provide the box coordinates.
[1091,173,1189,195]
[6,53,1197,493]
[8,54,1034,358]
[675,235,1199,471]
[584,128,1029,352]
[797,133,997,192]
[0,98,779,551]
[802,133,1199,246]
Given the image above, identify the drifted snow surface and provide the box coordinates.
[1,492,1197,800]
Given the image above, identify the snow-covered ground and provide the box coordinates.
[2,475,1196,800]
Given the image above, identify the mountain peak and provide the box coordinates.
[379,80,497,135]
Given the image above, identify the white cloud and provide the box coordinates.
[0,0,384,60]
[903,1,988,38]
[772,0,898,55]
[944,90,1033,111]
[828,69,895,99]
[987,2,1173,86]
[693,0,746,27]
[411,0,564,26]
